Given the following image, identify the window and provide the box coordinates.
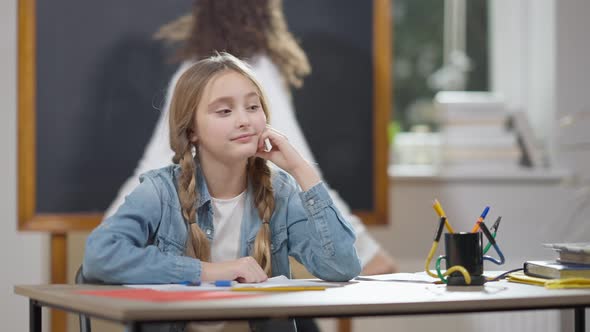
[393,0,489,131]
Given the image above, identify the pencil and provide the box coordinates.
[231,287,326,292]
[432,199,455,233]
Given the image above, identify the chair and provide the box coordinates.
[74,265,92,332]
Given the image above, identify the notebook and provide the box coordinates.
[524,260,590,279]
[508,271,590,289]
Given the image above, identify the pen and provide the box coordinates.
[432,199,455,233]
[483,216,501,255]
[470,206,490,233]
[177,280,201,286]
[480,220,505,265]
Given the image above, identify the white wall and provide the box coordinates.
[490,0,556,146]
[0,0,50,329]
[554,1,590,181]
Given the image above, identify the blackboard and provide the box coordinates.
[19,0,390,230]
[284,2,374,210]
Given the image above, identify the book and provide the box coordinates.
[544,242,590,264]
[524,260,590,279]
[558,251,590,265]
[544,242,590,254]
[435,91,506,117]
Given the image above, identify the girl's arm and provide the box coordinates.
[255,129,361,281]
[281,173,362,281]
[83,176,200,284]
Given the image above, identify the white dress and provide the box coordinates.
[104,55,379,267]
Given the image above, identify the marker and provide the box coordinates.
[177,280,201,286]
[470,206,490,233]
[214,280,233,287]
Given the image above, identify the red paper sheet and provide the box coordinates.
[76,289,261,302]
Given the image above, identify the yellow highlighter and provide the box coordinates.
[433,199,455,233]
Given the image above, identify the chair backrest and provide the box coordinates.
[75,265,92,332]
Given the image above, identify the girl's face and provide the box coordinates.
[191,69,267,163]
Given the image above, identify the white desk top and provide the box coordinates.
[15,278,590,323]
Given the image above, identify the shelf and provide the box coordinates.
[389,164,569,183]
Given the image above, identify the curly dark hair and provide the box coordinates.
[160,0,310,88]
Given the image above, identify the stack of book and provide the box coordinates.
[524,243,590,279]
[434,91,522,169]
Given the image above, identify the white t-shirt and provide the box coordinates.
[104,55,379,267]
[210,192,245,263]
[188,192,246,332]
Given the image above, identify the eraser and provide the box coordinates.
[264,138,272,152]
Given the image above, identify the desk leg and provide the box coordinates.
[29,300,41,332]
[127,322,143,332]
[575,307,585,332]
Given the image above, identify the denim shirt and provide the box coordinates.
[83,164,361,284]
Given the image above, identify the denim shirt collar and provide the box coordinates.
[195,166,212,209]
[174,162,263,248]
[172,164,212,210]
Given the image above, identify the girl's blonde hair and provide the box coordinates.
[168,53,275,275]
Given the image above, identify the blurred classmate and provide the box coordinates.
[105,0,396,276]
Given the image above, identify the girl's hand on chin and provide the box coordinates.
[254,126,305,173]
[255,126,321,191]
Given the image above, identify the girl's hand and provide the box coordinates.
[201,256,268,283]
[255,126,303,172]
[255,126,321,191]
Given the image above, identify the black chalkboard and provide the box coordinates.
[284,1,374,210]
[29,1,383,220]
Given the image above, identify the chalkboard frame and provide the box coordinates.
[17,0,392,232]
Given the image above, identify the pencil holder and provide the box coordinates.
[443,232,485,285]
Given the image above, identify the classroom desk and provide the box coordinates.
[15,279,590,332]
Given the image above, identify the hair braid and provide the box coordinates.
[176,139,210,261]
[248,157,275,276]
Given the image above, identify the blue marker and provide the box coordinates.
[178,280,201,286]
[214,280,233,287]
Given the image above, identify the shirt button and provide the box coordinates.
[206,229,212,235]
[308,199,315,206]
[271,244,275,250]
